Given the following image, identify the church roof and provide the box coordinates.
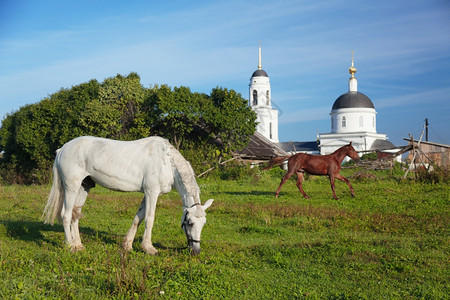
[370,139,396,151]
[278,141,319,153]
[237,132,287,159]
[251,69,268,77]
[332,91,374,110]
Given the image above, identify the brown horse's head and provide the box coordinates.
[346,142,360,161]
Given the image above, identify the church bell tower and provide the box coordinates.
[249,43,279,143]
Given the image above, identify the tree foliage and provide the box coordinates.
[0,73,256,183]
[206,87,256,151]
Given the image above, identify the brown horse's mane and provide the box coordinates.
[331,143,350,154]
[328,143,353,163]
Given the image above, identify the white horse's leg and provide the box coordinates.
[62,188,78,250]
[141,189,159,255]
[70,185,90,252]
[123,198,145,251]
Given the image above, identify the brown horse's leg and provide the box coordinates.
[295,171,310,199]
[335,174,355,197]
[328,175,339,200]
[275,170,295,198]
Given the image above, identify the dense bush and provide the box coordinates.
[0,73,256,184]
[416,165,449,184]
[360,152,378,160]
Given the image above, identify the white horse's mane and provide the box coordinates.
[166,143,201,207]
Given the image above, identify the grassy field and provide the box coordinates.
[0,167,448,299]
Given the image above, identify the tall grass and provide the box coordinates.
[0,168,448,299]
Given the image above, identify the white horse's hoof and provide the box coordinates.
[142,244,158,255]
[122,240,133,252]
[71,244,85,252]
[123,244,133,252]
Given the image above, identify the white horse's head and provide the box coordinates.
[181,199,214,255]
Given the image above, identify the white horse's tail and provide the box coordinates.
[42,152,64,225]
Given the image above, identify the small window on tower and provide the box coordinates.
[342,116,347,128]
[266,90,270,105]
[253,90,258,106]
[270,123,273,139]
[359,116,363,127]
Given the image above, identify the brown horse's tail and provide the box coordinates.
[262,156,291,170]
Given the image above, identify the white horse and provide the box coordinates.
[42,136,213,255]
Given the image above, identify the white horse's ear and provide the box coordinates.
[202,199,214,210]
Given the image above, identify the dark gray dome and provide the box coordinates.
[251,69,268,77]
[332,91,374,110]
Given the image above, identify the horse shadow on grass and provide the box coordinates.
[222,190,275,197]
[151,242,188,253]
[1,219,117,247]
[1,219,188,253]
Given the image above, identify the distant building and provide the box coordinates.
[240,48,398,162]
[319,55,395,159]
[277,141,319,155]
[238,131,288,161]
[249,43,279,143]
[404,139,449,168]
[246,44,318,156]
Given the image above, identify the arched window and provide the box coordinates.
[253,90,258,106]
[331,117,334,130]
[372,117,375,128]
[359,116,363,127]
[266,90,270,105]
[342,116,347,128]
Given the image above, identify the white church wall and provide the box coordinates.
[254,107,279,143]
[330,108,377,133]
[269,108,279,142]
[319,132,388,157]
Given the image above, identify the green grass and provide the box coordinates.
[0,169,448,299]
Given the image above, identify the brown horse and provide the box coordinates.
[265,143,360,200]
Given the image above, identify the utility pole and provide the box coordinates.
[425,118,429,141]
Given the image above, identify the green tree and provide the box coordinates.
[98,73,146,140]
[146,85,206,149]
[205,87,256,152]
[0,73,257,183]
[49,79,100,143]
[145,85,256,155]
[0,100,57,183]
[0,79,101,183]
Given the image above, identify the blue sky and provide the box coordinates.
[1,0,449,146]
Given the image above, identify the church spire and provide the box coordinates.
[249,42,278,143]
[258,41,262,70]
[348,51,358,92]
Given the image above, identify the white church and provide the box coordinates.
[245,45,395,159]
[248,45,279,143]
